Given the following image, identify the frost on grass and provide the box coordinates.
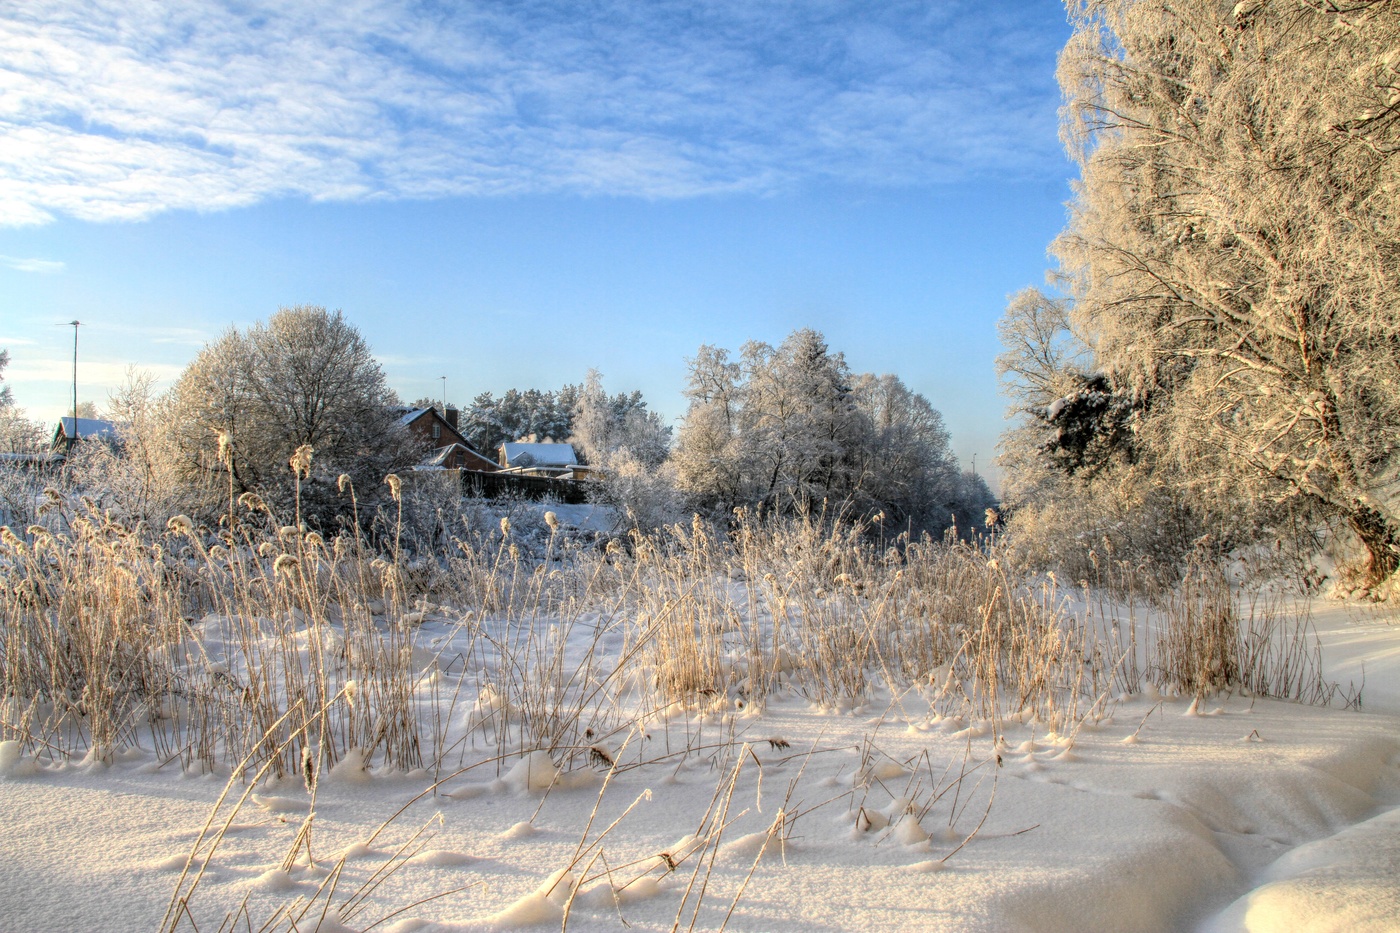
[2,500,1398,931]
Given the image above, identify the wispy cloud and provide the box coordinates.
[0,254,64,273]
[0,1,1069,226]
[5,356,184,386]
[92,322,211,347]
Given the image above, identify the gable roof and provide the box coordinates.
[396,407,434,428]
[500,442,579,468]
[425,443,498,470]
[53,417,117,440]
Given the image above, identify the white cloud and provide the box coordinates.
[5,356,184,386]
[0,1,1069,226]
[0,254,63,273]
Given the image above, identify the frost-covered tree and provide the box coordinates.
[1055,0,1400,584]
[166,305,412,524]
[461,386,578,454]
[570,369,671,468]
[676,329,965,533]
[995,287,1141,499]
[849,372,961,530]
[69,368,189,524]
[673,345,746,511]
[738,330,867,507]
[0,350,46,454]
[568,369,677,529]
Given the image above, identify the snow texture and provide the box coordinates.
[0,601,1397,931]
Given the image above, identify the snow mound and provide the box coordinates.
[0,740,38,778]
[502,751,559,794]
[251,868,299,892]
[252,793,308,813]
[481,867,575,928]
[327,748,373,784]
[500,821,536,840]
[719,830,785,863]
[1207,805,1400,932]
[407,849,475,868]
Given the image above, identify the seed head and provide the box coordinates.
[301,746,317,792]
[544,511,559,531]
[384,473,402,502]
[289,444,314,479]
[216,430,233,465]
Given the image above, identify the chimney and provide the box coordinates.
[445,406,459,431]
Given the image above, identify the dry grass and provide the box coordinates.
[0,467,1348,930]
[0,479,1337,779]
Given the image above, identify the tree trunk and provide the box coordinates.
[1348,504,1399,587]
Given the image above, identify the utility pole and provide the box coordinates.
[58,320,80,448]
[440,375,447,413]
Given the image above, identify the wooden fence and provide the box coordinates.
[459,469,592,504]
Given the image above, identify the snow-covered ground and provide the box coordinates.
[1,598,1397,932]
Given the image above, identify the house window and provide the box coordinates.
[432,423,441,440]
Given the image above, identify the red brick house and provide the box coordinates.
[397,407,498,472]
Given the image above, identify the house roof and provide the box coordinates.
[501,442,578,467]
[425,443,495,468]
[396,407,432,427]
[54,417,116,439]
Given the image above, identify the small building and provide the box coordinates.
[51,417,117,454]
[396,407,498,471]
[498,441,582,478]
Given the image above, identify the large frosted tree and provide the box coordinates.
[1055,0,1400,583]
[166,305,411,523]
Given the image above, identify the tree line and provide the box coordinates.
[1,307,988,540]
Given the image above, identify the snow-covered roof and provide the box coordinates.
[55,417,116,439]
[501,442,578,467]
[397,408,432,427]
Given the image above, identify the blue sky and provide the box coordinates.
[0,0,1075,487]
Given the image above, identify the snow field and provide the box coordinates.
[2,666,1398,931]
[2,507,1399,930]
